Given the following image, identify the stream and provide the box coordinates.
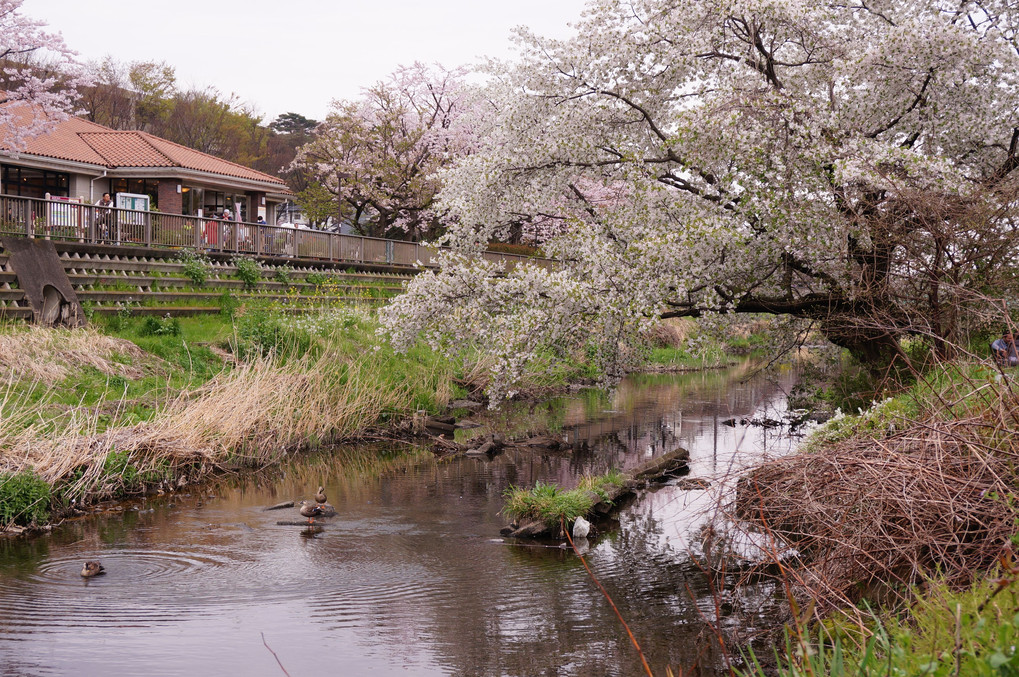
[0,363,802,676]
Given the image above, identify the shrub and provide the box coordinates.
[274,265,293,285]
[140,314,181,337]
[234,307,314,360]
[233,256,262,290]
[0,471,51,526]
[178,250,211,287]
[103,304,134,332]
[102,449,139,493]
[306,271,329,286]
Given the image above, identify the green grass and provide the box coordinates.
[503,470,624,528]
[743,576,1019,677]
[804,359,1008,451]
[0,471,51,527]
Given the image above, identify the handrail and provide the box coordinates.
[0,194,555,271]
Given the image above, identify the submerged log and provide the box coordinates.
[465,434,506,458]
[263,501,295,511]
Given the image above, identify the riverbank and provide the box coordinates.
[0,304,608,533]
[1,305,778,534]
[734,358,1019,676]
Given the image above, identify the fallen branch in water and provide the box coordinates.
[261,632,291,677]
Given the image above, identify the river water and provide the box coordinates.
[0,364,800,677]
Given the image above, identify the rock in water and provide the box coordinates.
[572,516,591,539]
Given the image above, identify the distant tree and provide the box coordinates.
[0,0,86,150]
[157,87,270,167]
[129,60,176,131]
[295,63,480,240]
[259,112,319,191]
[295,182,337,227]
[78,56,135,129]
[270,112,317,136]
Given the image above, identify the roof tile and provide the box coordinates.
[1,103,287,189]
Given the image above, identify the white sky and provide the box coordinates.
[22,0,587,124]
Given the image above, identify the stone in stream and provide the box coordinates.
[263,501,295,511]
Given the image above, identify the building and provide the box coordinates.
[0,103,290,223]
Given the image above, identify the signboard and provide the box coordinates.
[116,192,149,212]
[47,195,82,228]
[115,192,149,242]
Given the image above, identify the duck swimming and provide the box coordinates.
[80,561,105,578]
[314,486,327,504]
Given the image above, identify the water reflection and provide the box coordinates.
[0,364,799,676]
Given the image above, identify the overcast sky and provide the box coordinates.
[22,0,587,123]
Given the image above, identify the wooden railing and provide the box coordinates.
[0,194,549,270]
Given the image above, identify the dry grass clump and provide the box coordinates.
[733,396,1019,610]
[2,347,454,502]
[646,318,696,348]
[0,325,149,384]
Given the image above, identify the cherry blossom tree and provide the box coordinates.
[380,0,1019,397]
[294,63,481,240]
[0,0,84,151]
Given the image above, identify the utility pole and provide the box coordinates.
[336,171,350,231]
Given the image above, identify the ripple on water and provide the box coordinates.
[0,542,349,633]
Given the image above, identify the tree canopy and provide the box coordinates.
[294,63,480,240]
[0,0,85,150]
[381,0,1019,397]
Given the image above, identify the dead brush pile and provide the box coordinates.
[733,381,1019,610]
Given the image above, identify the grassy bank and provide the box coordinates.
[0,301,601,532]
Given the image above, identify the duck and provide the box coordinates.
[80,561,105,578]
[299,500,326,524]
[314,486,327,504]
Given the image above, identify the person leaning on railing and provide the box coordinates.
[94,193,114,240]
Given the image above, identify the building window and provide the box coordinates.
[1,165,70,199]
[181,186,204,215]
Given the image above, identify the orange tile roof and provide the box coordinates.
[1,103,288,189]
[139,133,287,185]
[79,132,176,167]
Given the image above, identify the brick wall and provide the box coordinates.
[157,180,182,214]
